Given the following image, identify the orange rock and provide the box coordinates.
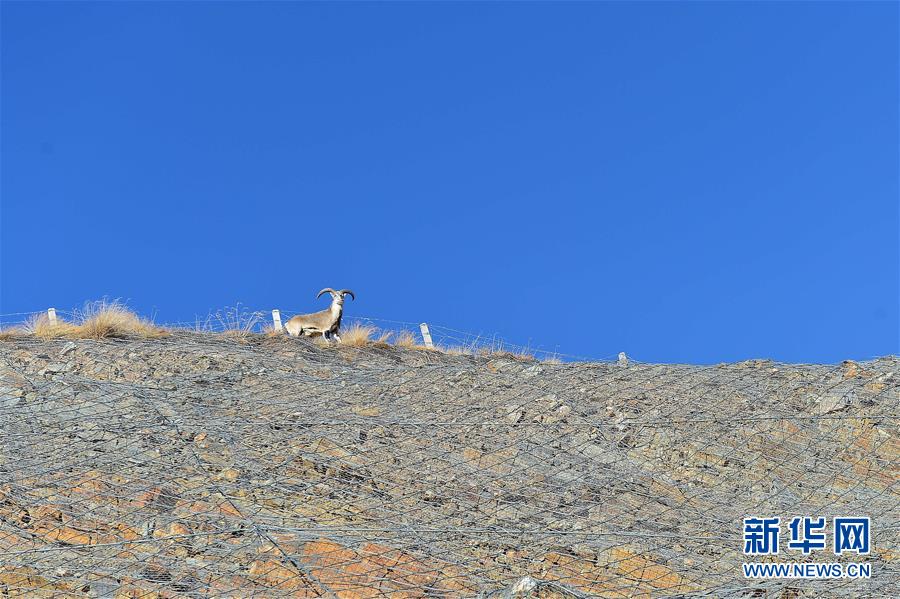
[608,547,694,592]
[115,523,141,541]
[302,539,390,598]
[247,559,321,595]
[168,522,191,536]
[0,566,49,589]
[29,504,64,522]
[72,471,108,494]
[0,565,83,596]
[130,487,163,509]
[358,541,473,593]
[175,497,242,519]
[219,467,240,482]
[207,574,261,595]
[32,523,92,546]
[216,500,243,518]
[865,380,886,392]
[113,587,166,599]
[302,539,357,565]
[542,551,604,588]
[0,530,23,550]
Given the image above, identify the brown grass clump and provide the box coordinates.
[0,327,24,341]
[21,313,79,339]
[0,302,166,340]
[204,304,263,338]
[510,352,536,362]
[220,330,255,344]
[340,324,376,347]
[371,329,393,348]
[393,330,418,348]
[74,300,167,340]
[261,324,283,338]
[444,346,474,356]
[478,347,535,362]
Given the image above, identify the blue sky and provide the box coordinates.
[1,1,897,363]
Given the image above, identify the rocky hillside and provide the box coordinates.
[0,333,897,597]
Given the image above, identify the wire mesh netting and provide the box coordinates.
[0,321,897,597]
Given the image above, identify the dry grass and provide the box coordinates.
[393,330,418,348]
[18,313,77,339]
[340,324,376,347]
[444,346,474,356]
[371,329,393,348]
[0,327,24,341]
[0,302,167,340]
[74,300,167,340]
[220,330,255,344]
[542,355,563,364]
[202,304,263,337]
[261,324,283,338]
[477,347,535,362]
[506,351,536,362]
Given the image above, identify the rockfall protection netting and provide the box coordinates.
[0,330,897,597]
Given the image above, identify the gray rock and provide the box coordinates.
[0,396,22,408]
[814,384,857,414]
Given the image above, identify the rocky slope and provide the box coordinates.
[0,333,897,597]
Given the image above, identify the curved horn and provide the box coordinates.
[339,289,355,301]
[317,288,335,299]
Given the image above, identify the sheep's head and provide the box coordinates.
[317,288,355,306]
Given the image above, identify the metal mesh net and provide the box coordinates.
[0,329,897,597]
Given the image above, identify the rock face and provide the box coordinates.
[0,333,897,598]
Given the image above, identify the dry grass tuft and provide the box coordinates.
[261,324,283,338]
[2,302,167,340]
[370,329,393,348]
[202,304,263,337]
[74,300,167,340]
[510,352,536,362]
[478,347,536,362]
[542,354,563,364]
[444,346,474,356]
[20,313,79,339]
[220,330,255,344]
[393,330,418,348]
[340,324,376,347]
[312,335,332,348]
[0,327,24,341]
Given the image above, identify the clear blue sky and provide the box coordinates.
[1,1,897,364]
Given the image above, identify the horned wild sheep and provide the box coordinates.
[284,288,355,341]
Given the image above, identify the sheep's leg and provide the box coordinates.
[333,332,342,343]
[322,330,331,342]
